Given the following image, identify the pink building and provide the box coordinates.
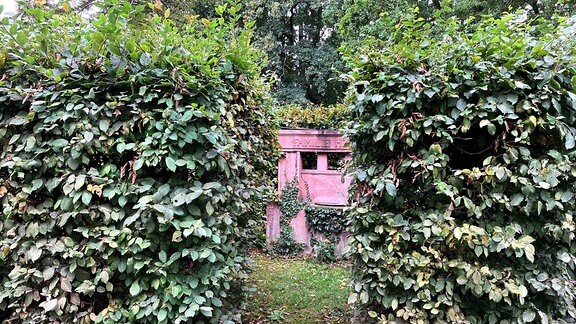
[266,129,351,254]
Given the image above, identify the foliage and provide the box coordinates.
[338,0,576,46]
[344,12,576,323]
[266,309,286,321]
[270,178,306,255]
[310,237,338,263]
[0,2,277,323]
[242,0,347,105]
[269,227,306,256]
[15,0,348,105]
[276,104,348,130]
[306,206,347,237]
[244,253,351,323]
[306,206,346,263]
[279,178,307,220]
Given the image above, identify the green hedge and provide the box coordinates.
[345,13,576,322]
[275,104,348,130]
[0,2,277,323]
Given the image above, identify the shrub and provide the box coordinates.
[275,104,348,130]
[0,2,277,323]
[345,13,576,323]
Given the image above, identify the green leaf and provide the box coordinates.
[156,184,170,199]
[166,157,176,172]
[43,267,55,281]
[133,159,144,171]
[525,244,535,263]
[206,202,214,216]
[474,245,483,257]
[456,99,466,111]
[522,310,536,322]
[159,250,167,263]
[52,139,68,148]
[27,245,42,262]
[565,130,575,149]
[130,281,141,296]
[42,299,58,312]
[117,142,126,153]
[99,120,110,132]
[31,179,43,191]
[118,195,128,207]
[158,308,168,322]
[82,192,93,205]
[61,278,73,292]
[510,193,524,206]
[385,182,396,197]
[172,192,187,206]
[347,293,358,304]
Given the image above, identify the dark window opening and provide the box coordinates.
[328,152,347,170]
[302,152,318,170]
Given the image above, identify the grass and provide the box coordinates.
[244,253,352,323]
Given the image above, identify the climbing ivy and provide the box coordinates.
[305,206,347,237]
[310,236,338,263]
[305,207,347,263]
[270,178,306,255]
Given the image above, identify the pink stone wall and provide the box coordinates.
[267,129,351,255]
[266,203,281,244]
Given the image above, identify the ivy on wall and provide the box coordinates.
[270,178,306,255]
[305,206,346,237]
[306,206,347,263]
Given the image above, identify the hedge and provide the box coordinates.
[0,2,277,323]
[275,103,348,130]
[345,13,576,323]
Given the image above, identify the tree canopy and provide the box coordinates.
[11,0,576,106]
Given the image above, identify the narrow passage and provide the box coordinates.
[244,253,351,323]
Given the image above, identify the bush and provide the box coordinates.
[275,104,348,130]
[310,236,338,263]
[0,2,277,323]
[345,13,576,323]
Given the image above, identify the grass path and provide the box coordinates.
[244,253,351,323]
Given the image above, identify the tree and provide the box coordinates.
[338,0,576,43]
[242,0,346,105]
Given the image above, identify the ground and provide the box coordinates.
[244,253,352,323]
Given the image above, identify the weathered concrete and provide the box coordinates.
[266,203,281,244]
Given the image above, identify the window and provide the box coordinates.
[328,152,347,170]
[301,152,318,170]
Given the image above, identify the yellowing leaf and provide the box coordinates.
[62,2,71,12]
[529,116,537,126]
[201,18,210,26]
[154,0,162,10]
[164,8,171,18]
[87,184,103,196]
